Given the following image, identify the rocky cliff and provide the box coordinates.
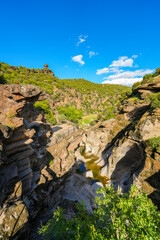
[78,76,160,207]
[0,77,160,239]
[0,85,85,239]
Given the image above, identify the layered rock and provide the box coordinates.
[0,85,83,239]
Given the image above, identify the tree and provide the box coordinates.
[0,74,7,84]
[38,185,160,240]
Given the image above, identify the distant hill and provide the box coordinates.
[0,61,131,123]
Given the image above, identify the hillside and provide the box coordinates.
[0,62,131,124]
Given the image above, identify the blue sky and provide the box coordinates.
[0,0,160,86]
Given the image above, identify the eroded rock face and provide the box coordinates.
[0,201,29,240]
[0,85,84,239]
[137,109,160,141]
[100,139,145,192]
[81,119,120,157]
[78,91,160,206]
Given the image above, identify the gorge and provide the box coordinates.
[0,65,160,239]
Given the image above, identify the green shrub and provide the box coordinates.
[38,185,160,240]
[90,121,95,126]
[101,108,115,121]
[152,67,160,77]
[147,136,160,151]
[132,81,141,91]
[57,106,83,123]
[149,93,160,109]
[46,113,57,125]
[141,74,153,84]
[34,100,56,125]
[34,100,51,114]
[57,114,66,123]
[0,74,7,84]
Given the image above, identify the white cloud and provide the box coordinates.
[96,67,122,75]
[110,56,133,67]
[102,78,142,86]
[102,69,154,86]
[96,55,154,86]
[77,35,88,46]
[72,55,85,65]
[132,55,138,59]
[89,51,98,58]
[104,69,154,80]
[96,67,110,75]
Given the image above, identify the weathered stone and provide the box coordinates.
[0,201,29,239]
[138,110,160,140]
[84,170,93,178]
[92,181,103,192]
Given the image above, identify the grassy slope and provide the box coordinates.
[0,61,131,121]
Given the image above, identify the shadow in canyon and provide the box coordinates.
[110,142,146,193]
[146,170,160,209]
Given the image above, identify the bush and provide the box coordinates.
[57,106,83,123]
[34,100,56,125]
[102,108,115,121]
[38,185,160,240]
[147,136,160,151]
[141,74,153,84]
[132,81,141,91]
[149,93,160,109]
[34,100,51,114]
[57,114,66,123]
[90,121,95,126]
[152,67,160,77]
[0,74,7,84]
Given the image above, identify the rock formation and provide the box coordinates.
[0,77,160,239]
[0,85,84,239]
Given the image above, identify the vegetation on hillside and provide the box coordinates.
[38,186,160,240]
[132,67,160,91]
[34,100,57,125]
[57,105,83,123]
[0,61,131,124]
[130,68,160,109]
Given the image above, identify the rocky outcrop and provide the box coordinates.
[0,85,84,239]
[133,75,160,99]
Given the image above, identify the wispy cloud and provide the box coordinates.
[89,51,98,58]
[77,35,88,46]
[132,55,138,59]
[96,67,122,75]
[72,55,85,65]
